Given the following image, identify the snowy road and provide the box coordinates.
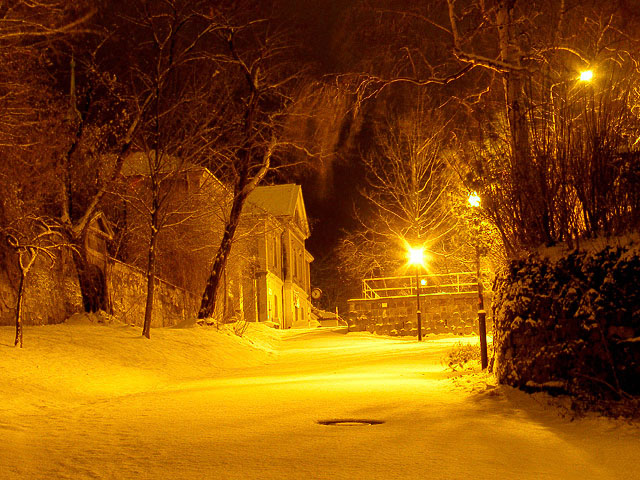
[2,326,639,480]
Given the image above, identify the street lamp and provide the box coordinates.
[407,246,425,341]
[468,193,488,369]
[579,69,593,82]
[550,69,594,139]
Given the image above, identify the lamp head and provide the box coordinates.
[407,246,425,267]
[468,192,481,208]
[579,70,593,82]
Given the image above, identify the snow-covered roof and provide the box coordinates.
[88,212,114,240]
[245,184,310,237]
[245,184,300,216]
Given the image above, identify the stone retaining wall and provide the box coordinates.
[107,259,200,327]
[0,253,199,328]
[0,251,82,326]
[347,292,493,336]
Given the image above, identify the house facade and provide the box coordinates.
[113,155,315,328]
[241,184,315,329]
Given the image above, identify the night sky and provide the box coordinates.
[277,0,368,260]
[301,154,365,260]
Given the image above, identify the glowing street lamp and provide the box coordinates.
[468,193,488,369]
[549,69,594,141]
[407,246,425,267]
[579,69,593,82]
[468,192,481,208]
[407,246,425,342]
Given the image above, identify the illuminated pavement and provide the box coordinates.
[5,329,639,479]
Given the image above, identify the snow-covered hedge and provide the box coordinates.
[493,242,640,400]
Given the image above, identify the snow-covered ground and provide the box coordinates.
[1,316,638,480]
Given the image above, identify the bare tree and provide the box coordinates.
[57,57,150,313]
[116,155,230,337]
[196,5,323,320]
[38,0,223,326]
[101,1,230,337]
[338,96,461,279]
[0,1,93,340]
[454,3,640,251]
[445,0,640,249]
[3,217,72,347]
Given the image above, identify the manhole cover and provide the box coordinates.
[317,419,385,426]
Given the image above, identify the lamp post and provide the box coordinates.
[468,193,488,369]
[407,246,425,342]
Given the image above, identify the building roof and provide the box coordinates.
[88,212,114,240]
[245,184,309,237]
[245,184,300,216]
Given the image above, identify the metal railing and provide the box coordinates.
[361,272,484,299]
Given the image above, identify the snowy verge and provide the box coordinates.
[0,315,283,412]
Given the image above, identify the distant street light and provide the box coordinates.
[407,246,425,342]
[550,68,595,142]
[468,192,481,208]
[468,193,488,369]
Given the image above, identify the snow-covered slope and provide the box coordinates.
[1,317,638,480]
[1,315,278,413]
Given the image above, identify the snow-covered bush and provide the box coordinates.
[493,241,640,405]
[445,342,491,371]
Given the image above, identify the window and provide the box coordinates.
[268,236,275,269]
[274,295,278,318]
[273,235,279,270]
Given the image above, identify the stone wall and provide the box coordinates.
[347,292,493,337]
[493,243,640,398]
[0,251,82,326]
[0,253,199,328]
[107,259,200,327]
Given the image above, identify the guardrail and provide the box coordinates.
[361,272,486,299]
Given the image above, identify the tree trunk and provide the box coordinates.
[496,1,538,245]
[198,190,249,320]
[197,54,273,320]
[142,208,159,339]
[72,247,106,313]
[13,249,36,348]
[497,2,528,166]
[14,269,26,348]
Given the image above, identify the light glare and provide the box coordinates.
[579,70,593,82]
[468,193,481,208]
[407,246,425,266]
